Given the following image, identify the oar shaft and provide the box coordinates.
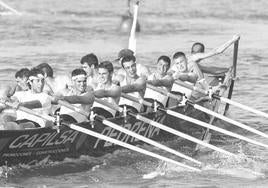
[121,93,152,107]
[192,103,268,139]
[66,123,201,172]
[0,1,21,15]
[220,97,268,119]
[5,102,55,122]
[129,112,235,157]
[147,84,181,100]
[165,109,268,149]
[101,118,201,165]
[58,100,89,117]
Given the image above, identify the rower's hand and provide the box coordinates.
[51,94,64,103]
[10,101,20,109]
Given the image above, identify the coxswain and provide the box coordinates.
[80,53,99,89]
[93,61,121,118]
[1,68,53,129]
[115,54,146,112]
[53,69,95,123]
[114,49,150,79]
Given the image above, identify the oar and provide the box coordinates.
[64,122,201,172]
[96,98,236,157]
[57,100,89,117]
[3,101,55,122]
[0,1,21,15]
[175,80,268,119]
[4,101,200,171]
[128,0,139,53]
[147,84,268,139]
[58,99,202,165]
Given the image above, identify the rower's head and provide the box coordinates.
[116,48,134,63]
[71,69,87,93]
[80,53,99,77]
[28,68,45,93]
[98,61,114,84]
[15,68,30,91]
[172,52,188,73]
[121,55,137,78]
[191,42,205,54]
[35,63,53,78]
[157,55,171,75]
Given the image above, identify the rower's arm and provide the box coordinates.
[191,35,240,62]
[94,85,122,98]
[147,76,174,88]
[63,89,95,105]
[121,77,146,93]
[173,72,197,84]
[0,84,18,99]
[20,100,42,109]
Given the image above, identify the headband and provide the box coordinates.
[72,74,87,80]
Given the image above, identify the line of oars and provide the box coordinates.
[2,101,201,172]
[175,80,268,119]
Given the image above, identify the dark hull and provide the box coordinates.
[0,105,208,166]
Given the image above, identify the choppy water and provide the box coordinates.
[1,0,268,187]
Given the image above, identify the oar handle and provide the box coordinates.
[5,101,55,122]
[175,80,207,95]
[147,84,182,100]
[121,93,152,107]
[94,98,123,112]
[57,100,89,117]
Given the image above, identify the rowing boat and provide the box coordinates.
[0,45,238,167]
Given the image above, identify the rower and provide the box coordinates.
[53,69,95,123]
[35,63,72,94]
[1,68,53,129]
[115,49,150,79]
[145,55,173,107]
[93,61,121,118]
[115,54,146,113]
[80,53,99,89]
[0,68,30,101]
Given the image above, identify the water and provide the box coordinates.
[1,0,268,187]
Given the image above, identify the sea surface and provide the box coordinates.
[1,0,268,187]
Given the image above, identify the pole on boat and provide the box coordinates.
[174,80,268,119]
[147,84,268,139]
[223,39,239,114]
[128,0,139,54]
[0,1,21,15]
[95,98,236,157]
[57,98,202,165]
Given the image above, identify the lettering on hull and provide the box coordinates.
[94,115,165,148]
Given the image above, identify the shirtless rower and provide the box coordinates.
[35,63,72,94]
[80,53,99,89]
[53,68,95,123]
[147,55,173,90]
[1,68,53,129]
[93,61,121,118]
[169,52,199,84]
[115,49,150,79]
[145,55,174,108]
[115,54,146,112]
